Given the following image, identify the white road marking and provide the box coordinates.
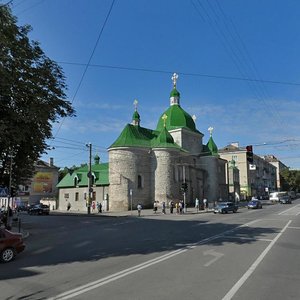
[47,248,188,300]
[32,246,52,254]
[224,236,273,242]
[278,204,300,215]
[222,220,292,300]
[48,218,261,300]
[73,241,92,248]
[204,249,224,267]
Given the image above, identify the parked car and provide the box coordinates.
[279,195,292,204]
[247,199,263,209]
[213,202,238,214]
[0,228,25,262]
[269,191,288,202]
[28,204,50,215]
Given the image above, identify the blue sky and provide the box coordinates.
[6,0,300,169]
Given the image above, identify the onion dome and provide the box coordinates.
[94,154,100,165]
[131,99,140,126]
[156,73,198,133]
[206,127,218,156]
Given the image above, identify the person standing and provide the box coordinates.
[162,202,166,214]
[153,201,158,213]
[137,203,142,217]
[6,206,13,230]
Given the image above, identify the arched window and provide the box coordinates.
[138,175,143,189]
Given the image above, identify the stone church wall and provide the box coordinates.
[108,147,152,211]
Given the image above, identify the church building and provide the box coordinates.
[108,74,228,211]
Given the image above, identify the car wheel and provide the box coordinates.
[1,248,15,263]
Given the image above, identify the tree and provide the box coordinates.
[280,169,300,192]
[0,6,75,188]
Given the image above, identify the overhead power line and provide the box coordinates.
[57,61,300,87]
[53,0,116,138]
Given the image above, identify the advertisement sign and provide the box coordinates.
[33,172,53,193]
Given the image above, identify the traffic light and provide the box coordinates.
[181,182,188,193]
[10,186,17,197]
[246,145,253,164]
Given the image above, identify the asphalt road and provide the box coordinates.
[1,200,300,300]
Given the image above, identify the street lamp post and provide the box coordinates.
[86,143,92,215]
[183,165,187,213]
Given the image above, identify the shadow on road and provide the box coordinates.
[0,215,279,281]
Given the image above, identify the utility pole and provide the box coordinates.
[86,143,92,215]
[183,165,186,213]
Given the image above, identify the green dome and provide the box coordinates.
[132,110,140,121]
[207,136,218,156]
[156,105,197,132]
[94,154,100,164]
[170,88,180,98]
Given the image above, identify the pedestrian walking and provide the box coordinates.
[170,201,174,214]
[162,202,166,214]
[175,202,179,214]
[153,201,158,213]
[97,202,102,213]
[179,200,183,214]
[195,197,199,212]
[137,203,142,217]
[203,198,208,211]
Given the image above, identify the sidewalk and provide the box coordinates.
[50,207,214,218]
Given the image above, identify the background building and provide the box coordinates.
[262,155,288,191]
[219,143,276,199]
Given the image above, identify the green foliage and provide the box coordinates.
[280,169,300,192]
[0,6,75,186]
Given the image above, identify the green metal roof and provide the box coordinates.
[156,105,199,133]
[151,127,182,149]
[57,163,109,188]
[109,124,155,148]
[206,136,218,156]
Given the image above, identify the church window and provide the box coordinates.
[138,175,143,188]
[75,192,79,201]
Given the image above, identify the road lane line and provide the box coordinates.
[47,248,187,300]
[48,218,262,300]
[278,204,300,215]
[222,220,292,300]
[32,246,52,254]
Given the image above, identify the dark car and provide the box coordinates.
[213,202,238,214]
[0,228,25,262]
[28,204,50,215]
[279,195,292,204]
[247,199,263,209]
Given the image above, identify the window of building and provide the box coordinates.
[92,191,96,201]
[232,155,238,162]
[64,193,69,199]
[75,192,79,201]
[138,175,143,188]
